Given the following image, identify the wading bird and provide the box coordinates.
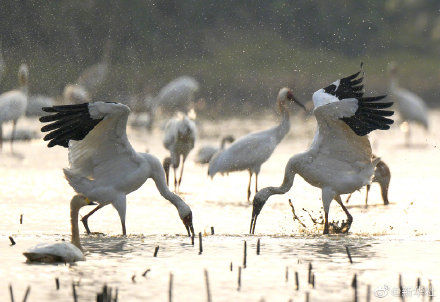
[195,135,235,165]
[23,195,96,263]
[345,156,390,205]
[163,113,197,191]
[208,88,305,201]
[149,76,199,128]
[0,64,29,152]
[389,63,428,146]
[39,102,194,237]
[250,67,394,234]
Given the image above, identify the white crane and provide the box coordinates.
[250,67,394,235]
[163,113,197,191]
[63,84,90,104]
[208,88,305,201]
[345,156,391,205]
[63,41,110,104]
[0,64,29,152]
[76,40,111,96]
[149,76,199,128]
[389,63,429,146]
[39,102,194,237]
[23,195,96,263]
[194,135,235,165]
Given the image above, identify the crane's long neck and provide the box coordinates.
[149,155,189,212]
[275,102,290,142]
[70,205,82,251]
[266,157,296,197]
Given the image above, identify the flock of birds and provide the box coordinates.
[0,52,431,263]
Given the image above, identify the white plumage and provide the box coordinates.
[23,195,94,263]
[163,113,197,190]
[389,63,429,145]
[26,94,55,117]
[195,135,235,165]
[250,68,394,234]
[148,76,199,128]
[39,102,194,237]
[0,64,29,151]
[63,84,90,104]
[208,88,305,201]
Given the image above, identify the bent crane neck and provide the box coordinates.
[267,157,297,197]
[70,207,82,251]
[275,103,290,142]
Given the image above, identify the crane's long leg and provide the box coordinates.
[173,166,178,192]
[177,155,187,190]
[335,195,353,224]
[247,171,252,202]
[10,120,17,153]
[365,185,371,206]
[255,173,258,195]
[81,204,106,234]
[322,188,336,234]
[0,123,3,151]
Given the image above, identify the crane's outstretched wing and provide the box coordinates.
[313,69,394,136]
[40,102,140,186]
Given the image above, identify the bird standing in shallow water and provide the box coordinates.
[0,64,28,152]
[250,67,394,235]
[208,88,305,202]
[39,102,194,237]
[23,195,96,263]
[388,63,429,146]
[195,135,235,165]
[163,113,197,191]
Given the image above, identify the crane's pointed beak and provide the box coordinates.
[249,209,258,235]
[291,95,306,111]
[182,212,195,237]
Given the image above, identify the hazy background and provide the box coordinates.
[1,0,439,116]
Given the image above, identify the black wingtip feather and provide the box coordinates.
[39,103,102,148]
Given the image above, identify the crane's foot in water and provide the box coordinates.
[81,217,92,235]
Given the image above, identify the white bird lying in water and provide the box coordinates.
[23,195,95,263]
[250,66,394,235]
[194,135,235,165]
[39,102,194,237]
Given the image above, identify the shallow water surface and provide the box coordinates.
[1,115,439,301]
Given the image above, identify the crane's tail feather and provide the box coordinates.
[63,168,93,195]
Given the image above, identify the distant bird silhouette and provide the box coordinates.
[389,62,429,146]
[195,135,235,165]
[0,64,29,152]
[208,88,305,201]
[163,113,197,191]
[149,76,199,129]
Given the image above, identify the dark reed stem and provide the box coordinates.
[55,278,60,290]
[345,245,353,264]
[243,241,247,268]
[352,274,357,302]
[204,269,212,302]
[256,238,260,255]
[285,266,289,282]
[9,236,16,245]
[72,283,78,302]
[20,214,23,224]
[237,266,242,291]
[199,232,203,255]
[154,246,159,257]
[295,271,299,290]
[169,273,173,302]
[22,286,30,302]
[210,227,214,235]
[9,284,14,302]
